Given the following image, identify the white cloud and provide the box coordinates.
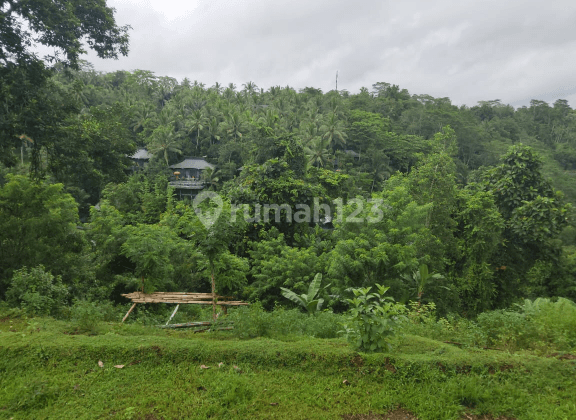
[85,0,576,107]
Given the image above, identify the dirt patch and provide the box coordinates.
[342,410,515,420]
[549,352,576,360]
[149,345,163,356]
[350,354,364,367]
[342,408,419,419]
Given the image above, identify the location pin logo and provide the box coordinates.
[193,191,224,228]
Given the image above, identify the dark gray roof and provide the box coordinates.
[130,148,153,160]
[170,157,215,170]
[344,149,360,158]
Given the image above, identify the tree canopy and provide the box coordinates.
[0,0,129,68]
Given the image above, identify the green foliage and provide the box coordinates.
[328,176,432,295]
[0,0,130,69]
[7,58,576,351]
[101,173,173,225]
[5,266,68,316]
[248,228,326,308]
[224,157,325,241]
[2,312,576,419]
[402,264,444,303]
[0,0,129,170]
[225,303,342,339]
[52,103,136,213]
[518,297,576,350]
[408,126,459,270]
[452,187,504,314]
[168,200,249,296]
[342,284,406,352]
[120,223,196,292]
[0,175,89,297]
[280,273,330,314]
[481,144,571,304]
[69,300,105,335]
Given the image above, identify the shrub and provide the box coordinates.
[342,284,406,352]
[69,300,104,334]
[280,273,330,315]
[226,302,272,339]
[224,304,343,339]
[520,297,576,350]
[476,309,530,350]
[5,266,68,316]
[302,311,342,338]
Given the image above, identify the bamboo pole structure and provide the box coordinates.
[122,303,137,323]
[166,304,180,326]
[120,291,249,324]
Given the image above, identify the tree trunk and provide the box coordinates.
[210,262,216,321]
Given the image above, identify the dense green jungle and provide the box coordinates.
[2,2,576,418]
[3,63,576,317]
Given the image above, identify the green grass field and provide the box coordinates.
[1,315,575,420]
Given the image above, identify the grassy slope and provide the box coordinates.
[0,318,575,420]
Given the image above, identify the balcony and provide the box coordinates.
[168,179,206,190]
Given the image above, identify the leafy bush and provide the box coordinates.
[225,303,272,339]
[520,297,576,350]
[69,300,105,334]
[224,304,342,339]
[476,309,530,350]
[301,311,342,338]
[5,266,68,316]
[342,284,406,352]
[280,273,330,314]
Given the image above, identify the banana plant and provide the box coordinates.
[280,273,330,315]
[402,264,444,305]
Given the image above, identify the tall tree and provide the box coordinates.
[0,0,130,168]
[482,144,570,302]
[0,175,88,297]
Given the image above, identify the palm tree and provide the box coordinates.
[242,81,258,93]
[201,167,220,189]
[305,137,332,168]
[257,108,280,134]
[223,87,235,101]
[320,112,347,150]
[222,111,249,141]
[206,117,222,146]
[154,107,178,129]
[210,82,223,95]
[366,151,392,192]
[299,121,321,145]
[147,126,182,166]
[187,109,207,149]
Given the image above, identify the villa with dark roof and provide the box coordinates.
[169,157,215,199]
[129,148,153,171]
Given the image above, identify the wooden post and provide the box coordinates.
[166,304,180,326]
[122,303,137,323]
[211,267,216,321]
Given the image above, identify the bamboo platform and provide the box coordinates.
[121,291,249,306]
[159,321,234,331]
[120,291,249,323]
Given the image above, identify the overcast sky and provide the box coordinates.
[82,0,576,108]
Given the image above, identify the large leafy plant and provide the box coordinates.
[342,284,406,352]
[280,273,330,315]
[402,264,444,304]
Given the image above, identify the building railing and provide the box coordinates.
[168,179,206,189]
